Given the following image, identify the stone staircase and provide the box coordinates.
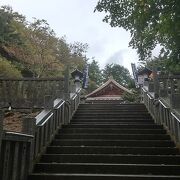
[28,103,180,180]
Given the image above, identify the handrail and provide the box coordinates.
[159,100,169,109]
[72,93,77,100]
[35,110,51,125]
[171,112,180,123]
[37,113,53,126]
[3,132,33,141]
[54,99,65,109]
[142,86,180,147]
[147,94,153,100]
[0,88,82,180]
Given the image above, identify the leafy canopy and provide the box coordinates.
[102,63,134,87]
[95,0,180,64]
[88,58,103,86]
[0,5,88,77]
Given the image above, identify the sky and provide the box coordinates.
[0,0,139,73]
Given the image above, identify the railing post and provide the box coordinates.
[159,77,168,98]
[170,77,180,109]
[22,117,36,173]
[152,66,159,99]
[64,66,70,100]
[23,117,36,135]
[0,111,3,154]
[44,95,54,109]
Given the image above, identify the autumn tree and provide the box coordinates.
[68,42,88,71]
[0,56,21,78]
[0,5,89,78]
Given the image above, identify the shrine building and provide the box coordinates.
[85,77,133,103]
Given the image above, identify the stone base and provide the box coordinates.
[148,82,154,92]
[171,93,180,109]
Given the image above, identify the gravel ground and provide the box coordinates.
[3,111,39,133]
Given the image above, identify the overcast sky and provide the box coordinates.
[0,0,139,73]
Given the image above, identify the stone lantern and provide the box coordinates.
[71,69,83,91]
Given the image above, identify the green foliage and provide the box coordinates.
[86,80,98,94]
[141,57,180,74]
[95,0,180,63]
[70,42,88,57]
[0,6,24,46]
[0,56,22,78]
[0,5,88,78]
[122,90,140,103]
[102,63,133,87]
[88,58,103,86]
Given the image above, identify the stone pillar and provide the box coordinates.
[148,81,154,92]
[143,78,149,87]
[22,117,36,135]
[74,79,81,92]
[71,84,76,94]
[0,111,3,154]
[170,78,180,109]
[64,66,70,100]
[71,69,83,92]
[44,95,54,109]
[22,116,36,173]
[152,66,159,99]
[159,78,168,98]
[170,94,180,108]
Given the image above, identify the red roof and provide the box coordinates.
[86,77,132,100]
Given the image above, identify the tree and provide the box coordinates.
[0,5,89,78]
[70,42,88,57]
[141,56,180,74]
[95,0,180,66]
[0,5,24,46]
[68,41,88,71]
[0,56,21,78]
[102,63,133,87]
[88,58,103,86]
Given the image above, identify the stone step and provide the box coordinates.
[41,154,180,165]
[63,124,163,129]
[72,116,153,120]
[46,146,179,155]
[79,103,146,107]
[60,128,167,134]
[77,108,148,110]
[28,173,180,180]
[77,107,147,110]
[33,163,180,175]
[75,112,150,115]
[72,116,152,120]
[51,139,174,147]
[55,134,171,140]
[73,114,152,118]
[71,119,153,122]
[70,121,154,125]
[76,110,149,113]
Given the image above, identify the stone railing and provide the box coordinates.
[0,68,83,180]
[158,75,180,109]
[0,87,81,180]
[142,74,180,147]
